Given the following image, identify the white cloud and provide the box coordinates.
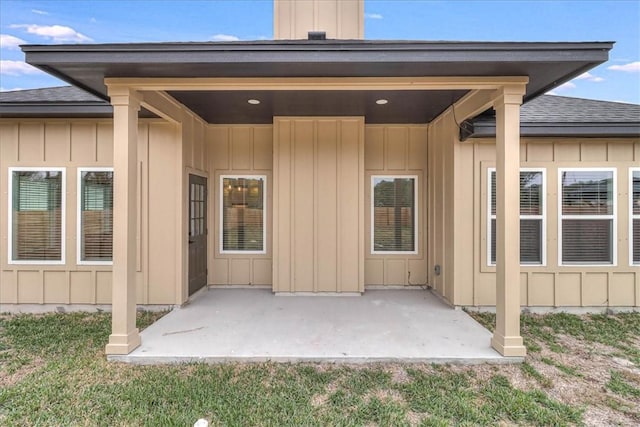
[365,13,383,19]
[0,86,24,92]
[608,61,640,72]
[31,9,49,15]
[211,34,240,42]
[90,17,97,23]
[546,90,558,96]
[0,34,27,50]
[0,60,44,76]
[10,24,92,43]
[575,72,604,82]
[555,81,576,91]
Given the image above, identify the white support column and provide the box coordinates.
[491,85,527,357]
[105,86,141,355]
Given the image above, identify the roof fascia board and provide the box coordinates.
[23,42,613,65]
[103,76,529,91]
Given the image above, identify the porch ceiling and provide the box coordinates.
[21,40,612,124]
[168,90,468,124]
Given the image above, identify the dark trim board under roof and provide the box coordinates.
[466,95,640,138]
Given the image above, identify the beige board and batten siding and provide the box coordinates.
[273,117,364,293]
[427,110,458,304]
[365,125,429,287]
[207,125,273,287]
[461,137,640,308]
[0,119,185,306]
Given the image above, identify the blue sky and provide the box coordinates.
[1,0,639,104]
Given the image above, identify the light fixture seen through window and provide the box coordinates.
[376,99,388,105]
[247,99,260,105]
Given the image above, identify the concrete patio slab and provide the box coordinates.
[109,288,522,364]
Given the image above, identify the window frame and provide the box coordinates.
[219,174,267,255]
[77,167,114,266]
[8,167,66,265]
[558,167,617,267]
[631,167,640,266]
[370,174,419,255]
[487,167,547,267]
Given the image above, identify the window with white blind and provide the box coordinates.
[559,168,616,265]
[371,176,417,254]
[631,168,640,265]
[488,168,545,266]
[78,168,113,264]
[220,175,266,254]
[9,168,65,264]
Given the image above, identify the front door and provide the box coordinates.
[188,174,207,295]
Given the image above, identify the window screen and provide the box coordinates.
[80,170,113,262]
[11,170,63,261]
[221,176,265,252]
[372,176,416,253]
[489,170,544,265]
[632,169,640,264]
[560,169,614,264]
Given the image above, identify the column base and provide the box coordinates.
[491,333,526,357]
[105,329,141,355]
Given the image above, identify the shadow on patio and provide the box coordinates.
[109,288,521,364]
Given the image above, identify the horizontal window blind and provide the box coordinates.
[560,169,614,265]
[222,176,265,252]
[372,177,416,252]
[562,219,612,263]
[12,170,63,261]
[490,219,542,264]
[561,170,613,215]
[81,171,113,262]
[632,170,640,264]
[489,170,544,265]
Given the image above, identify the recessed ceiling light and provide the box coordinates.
[376,99,388,105]
[247,99,260,105]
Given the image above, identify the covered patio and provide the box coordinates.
[18,39,612,359]
[108,288,516,364]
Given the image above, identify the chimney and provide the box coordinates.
[274,0,364,40]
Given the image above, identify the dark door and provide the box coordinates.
[188,174,207,295]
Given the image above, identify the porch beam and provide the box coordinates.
[138,90,185,124]
[105,85,141,355]
[451,89,499,122]
[491,84,527,358]
[104,76,530,92]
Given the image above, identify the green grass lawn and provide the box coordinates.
[1,310,638,426]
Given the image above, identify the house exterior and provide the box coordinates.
[1,0,639,358]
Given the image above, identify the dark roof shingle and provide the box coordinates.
[0,86,105,103]
[520,95,640,123]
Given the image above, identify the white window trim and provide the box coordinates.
[631,167,640,266]
[77,167,114,266]
[558,167,617,267]
[370,174,419,255]
[219,174,267,255]
[487,167,547,267]
[8,167,66,265]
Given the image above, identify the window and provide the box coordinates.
[78,168,113,264]
[371,176,417,254]
[559,168,616,265]
[9,168,65,264]
[488,168,545,266]
[220,175,266,253]
[631,168,640,265]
